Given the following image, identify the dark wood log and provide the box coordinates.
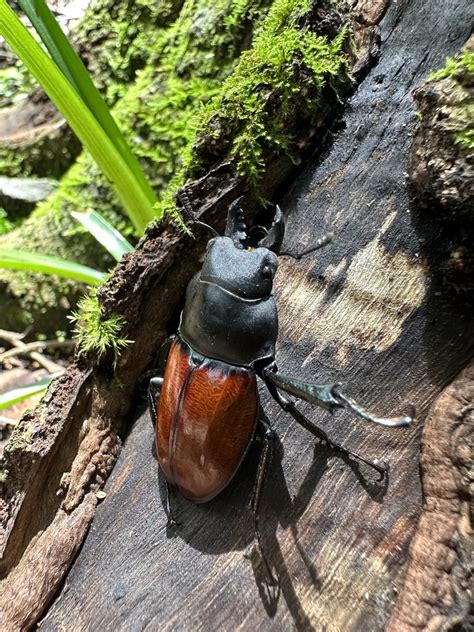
[387,363,472,632]
[36,0,472,629]
[1,0,473,629]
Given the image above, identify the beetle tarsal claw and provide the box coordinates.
[331,387,415,427]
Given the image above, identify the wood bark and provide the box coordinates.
[1,0,473,630]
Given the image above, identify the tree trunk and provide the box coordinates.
[1,0,472,630]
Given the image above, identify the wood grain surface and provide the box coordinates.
[37,1,473,630]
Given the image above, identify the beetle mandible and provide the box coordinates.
[148,194,413,583]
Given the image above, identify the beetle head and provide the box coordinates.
[201,236,278,300]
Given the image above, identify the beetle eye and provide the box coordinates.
[262,265,273,279]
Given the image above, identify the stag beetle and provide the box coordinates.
[148,194,413,583]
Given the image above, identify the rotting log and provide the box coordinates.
[386,363,472,632]
[1,0,473,630]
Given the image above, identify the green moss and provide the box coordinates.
[428,48,474,82]
[0,208,17,237]
[154,0,349,213]
[200,4,347,185]
[71,288,132,366]
[428,47,474,150]
[0,64,31,108]
[1,0,350,354]
[74,0,185,105]
[454,127,474,148]
[117,0,275,213]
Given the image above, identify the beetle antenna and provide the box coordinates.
[280,232,334,259]
[177,188,219,238]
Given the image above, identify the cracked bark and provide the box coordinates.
[387,363,472,631]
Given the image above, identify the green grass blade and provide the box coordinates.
[0,2,156,233]
[16,0,156,206]
[17,0,76,88]
[0,249,105,284]
[71,210,134,261]
[0,374,60,411]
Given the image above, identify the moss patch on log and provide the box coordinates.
[75,0,187,105]
[71,288,132,368]
[198,1,347,171]
[153,0,350,215]
[409,37,474,295]
[428,47,474,150]
[1,0,351,340]
[0,0,275,334]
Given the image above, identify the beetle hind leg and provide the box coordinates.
[250,418,279,586]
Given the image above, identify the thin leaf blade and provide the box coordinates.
[71,210,134,261]
[16,0,156,206]
[0,249,105,284]
[0,2,156,232]
[0,374,61,411]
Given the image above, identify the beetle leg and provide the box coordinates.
[250,418,278,586]
[165,482,180,528]
[148,377,163,428]
[264,379,388,480]
[148,378,180,526]
[148,336,175,427]
[332,386,415,428]
[263,369,413,428]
